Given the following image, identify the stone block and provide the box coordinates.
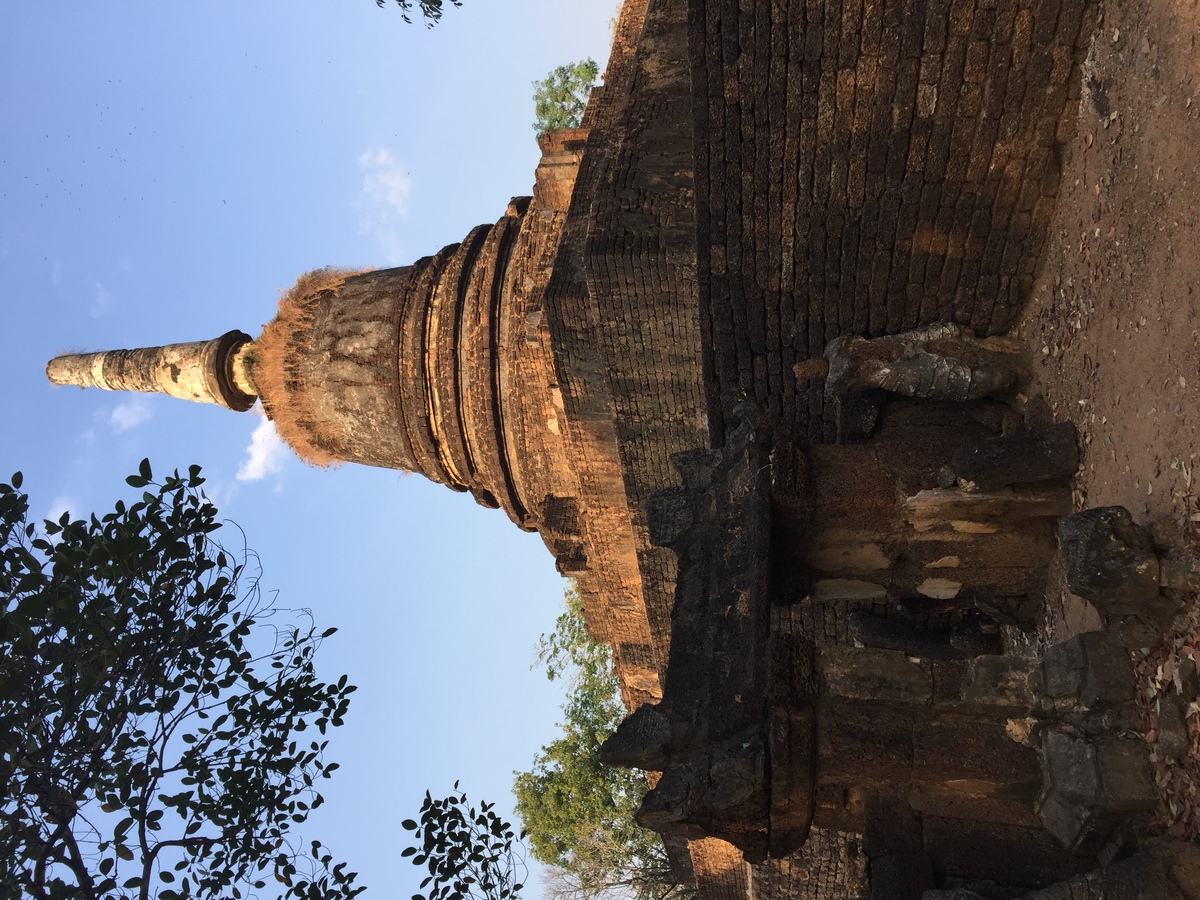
[1057,507,1162,616]
[1038,731,1155,853]
[1041,731,1101,801]
[870,854,935,900]
[1041,636,1086,700]
[849,610,963,659]
[600,703,673,769]
[636,768,706,838]
[923,815,1093,886]
[1095,739,1157,812]
[913,720,1040,787]
[817,646,933,704]
[646,486,696,547]
[1110,614,1173,650]
[1181,656,1200,703]
[1036,786,1095,853]
[952,422,1078,492]
[767,707,816,857]
[956,654,1041,713]
[1041,631,1133,710]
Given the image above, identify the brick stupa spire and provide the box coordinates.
[46,330,258,412]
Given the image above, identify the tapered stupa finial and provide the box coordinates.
[47,330,258,412]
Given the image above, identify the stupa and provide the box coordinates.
[50,0,1200,895]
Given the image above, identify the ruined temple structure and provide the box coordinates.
[47,0,1200,896]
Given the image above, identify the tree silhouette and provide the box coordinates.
[375,0,463,26]
[0,463,361,900]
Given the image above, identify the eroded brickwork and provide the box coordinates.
[692,831,868,900]
[752,830,869,900]
[691,838,753,900]
[545,0,711,707]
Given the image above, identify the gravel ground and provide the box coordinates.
[1013,0,1200,838]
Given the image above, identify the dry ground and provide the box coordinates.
[1013,0,1200,838]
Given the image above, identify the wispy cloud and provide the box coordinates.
[109,397,152,433]
[237,413,288,482]
[360,147,412,211]
[91,280,112,318]
[194,474,232,511]
[357,147,412,263]
[45,494,76,526]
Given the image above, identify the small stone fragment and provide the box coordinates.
[1155,695,1189,760]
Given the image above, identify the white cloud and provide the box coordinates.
[359,147,412,212]
[357,147,413,263]
[237,414,288,482]
[45,494,75,525]
[109,397,152,433]
[90,280,112,318]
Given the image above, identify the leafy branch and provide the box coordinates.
[0,463,362,900]
[375,0,463,26]
[401,785,527,900]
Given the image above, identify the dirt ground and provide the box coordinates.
[1013,0,1200,838]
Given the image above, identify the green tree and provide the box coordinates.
[532,60,600,137]
[0,463,361,900]
[512,589,686,900]
[375,0,462,25]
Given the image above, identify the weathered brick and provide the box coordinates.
[1032,0,1063,44]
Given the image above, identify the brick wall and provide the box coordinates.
[692,832,868,900]
[751,830,869,900]
[687,0,1097,444]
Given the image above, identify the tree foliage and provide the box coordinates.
[512,589,687,900]
[0,463,361,900]
[532,59,600,137]
[400,786,526,900]
[374,0,462,26]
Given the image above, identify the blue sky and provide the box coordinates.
[1,1,617,894]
